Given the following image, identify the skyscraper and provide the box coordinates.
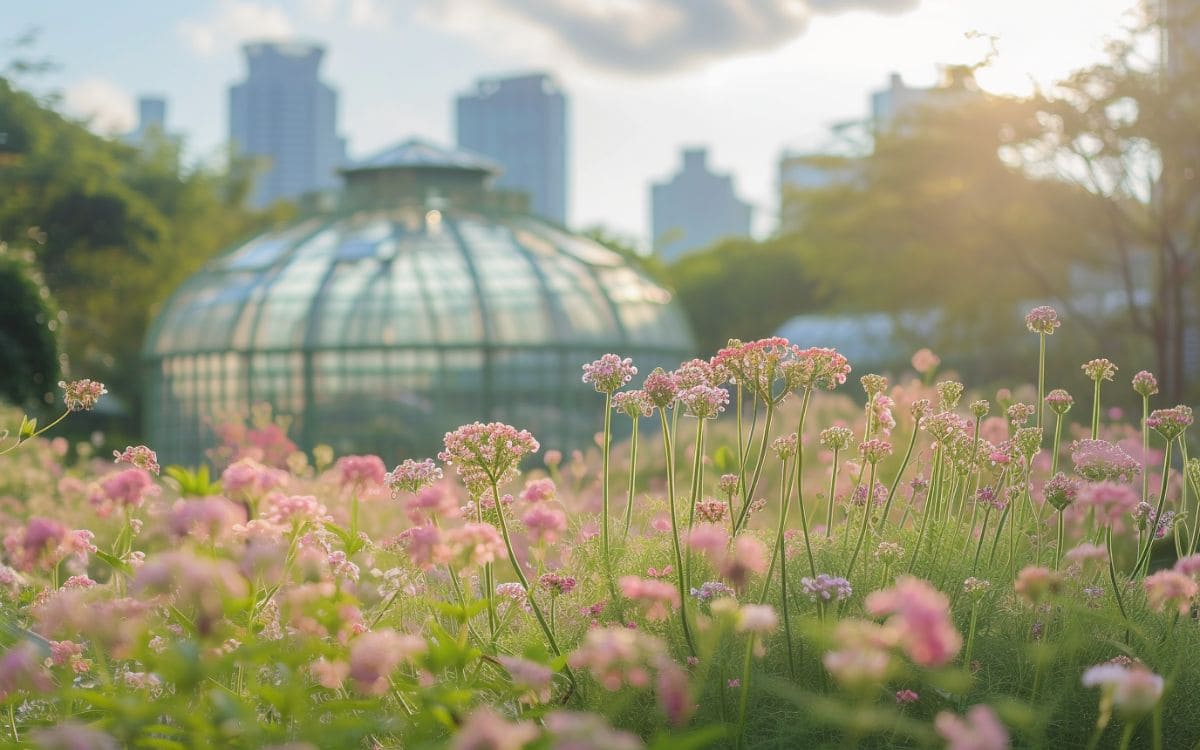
[125,96,179,151]
[456,73,567,224]
[229,41,346,208]
[651,147,751,263]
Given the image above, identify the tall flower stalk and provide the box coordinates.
[612,391,653,542]
[1132,371,1158,503]
[1025,306,1059,431]
[1082,358,1117,440]
[582,355,638,599]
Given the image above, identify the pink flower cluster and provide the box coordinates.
[113,445,160,475]
[335,454,387,488]
[582,354,638,394]
[1024,305,1060,335]
[221,457,288,498]
[58,379,107,412]
[678,384,729,420]
[1146,405,1193,440]
[865,576,961,667]
[935,705,1009,750]
[3,518,96,572]
[619,575,680,621]
[89,467,160,516]
[385,458,443,496]
[1069,439,1139,483]
[439,422,540,492]
[612,389,654,418]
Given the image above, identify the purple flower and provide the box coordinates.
[612,389,654,418]
[678,385,729,420]
[1146,405,1193,441]
[385,458,443,496]
[1025,305,1060,335]
[1044,388,1074,415]
[1043,472,1080,511]
[1131,370,1159,398]
[1070,439,1140,483]
[582,354,638,394]
[800,574,852,603]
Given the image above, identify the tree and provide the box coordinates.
[1015,0,1200,400]
[0,238,59,406]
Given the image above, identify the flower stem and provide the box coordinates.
[601,392,615,598]
[1134,440,1173,576]
[791,391,817,576]
[1037,333,1046,431]
[1091,379,1102,440]
[877,415,921,533]
[826,447,841,537]
[1141,396,1150,503]
[622,416,640,543]
[660,410,697,656]
[846,462,877,581]
[1055,511,1065,570]
[1051,413,1064,475]
[735,635,756,750]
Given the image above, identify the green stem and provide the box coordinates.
[1117,722,1135,750]
[1141,396,1150,503]
[1037,334,1046,431]
[759,462,796,680]
[846,462,877,581]
[826,447,841,537]
[601,392,615,596]
[908,445,943,573]
[963,602,980,668]
[790,391,817,576]
[1055,511,1065,570]
[660,410,697,656]
[1134,441,1174,576]
[684,418,706,596]
[1051,412,1064,475]
[735,635,756,750]
[1091,379,1102,440]
[877,416,921,533]
[1106,526,1129,622]
[622,417,640,542]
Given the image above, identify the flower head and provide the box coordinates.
[865,576,961,667]
[439,422,539,493]
[583,354,638,394]
[800,574,853,603]
[385,458,443,496]
[1146,405,1193,441]
[911,348,940,375]
[736,604,779,634]
[1132,370,1159,398]
[820,426,855,451]
[782,347,851,391]
[859,438,893,464]
[1013,566,1062,604]
[1082,358,1117,382]
[1070,439,1140,483]
[1043,472,1080,511]
[1025,306,1060,335]
[1082,662,1164,721]
[335,455,386,488]
[113,445,160,475]
[935,705,1010,750]
[539,572,577,596]
[712,337,800,403]
[1144,569,1198,615]
[677,385,729,420]
[59,379,107,412]
[1044,389,1074,415]
[642,368,680,409]
[937,381,965,411]
[612,389,654,418]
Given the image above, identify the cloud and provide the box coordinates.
[177,1,296,58]
[62,77,136,134]
[429,0,920,74]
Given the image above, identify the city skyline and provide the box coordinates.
[22,0,1139,245]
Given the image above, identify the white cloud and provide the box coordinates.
[177,0,296,58]
[62,77,137,134]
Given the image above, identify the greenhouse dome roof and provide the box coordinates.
[143,139,695,463]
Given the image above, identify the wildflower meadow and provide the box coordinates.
[2,309,1199,750]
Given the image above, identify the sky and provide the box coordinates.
[9,0,1141,246]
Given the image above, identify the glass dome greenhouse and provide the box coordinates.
[143,139,696,464]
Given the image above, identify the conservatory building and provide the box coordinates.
[143,139,695,463]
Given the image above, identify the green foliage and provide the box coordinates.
[0,241,59,406]
[0,77,290,430]
[667,235,830,355]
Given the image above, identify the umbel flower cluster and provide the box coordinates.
[1,310,1198,750]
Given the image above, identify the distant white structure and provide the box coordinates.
[651,147,752,263]
[229,41,346,208]
[870,69,981,136]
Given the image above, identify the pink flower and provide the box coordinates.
[1075,482,1139,528]
[1013,566,1063,604]
[133,551,248,631]
[58,379,107,411]
[4,518,95,572]
[539,572,577,596]
[782,347,851,391]
[348,629,426,696]
[31,723,118,750]
[736,604,779,634]
[335,454,387,489]
[656,658,695,727]
[582,354,638,393]
[310,657,349,689]
[385,458,443,495]
[1132,370,1159,398]
[678,384,729,419]
[519,477,557,503]
[1082,358,1117,382]
[720,534,768,590]
[911,348,940,375]
[822,620,896,689]
[895,688,920,704]
[452,707,539,750]
[113,445,160,475]
[439,422,539,492]
[686,523,729,559]
[1146,405,1193,440]
[90,468,159,515]
[498,655,554,704]
[522,505,568,545]
[613,389,655,418]
[0,641,53,700]
[405,483,460,524]
[444,523,506,571]
[1024,306,1060,335]
[1070,439,1140,483]
[393,525,449,570]
[221,457,287,498]
[934,705,1010,750]
[263,494,330,527]
[642,367,681,409]
[1174,554,1200,577]
[1144,569,1198,615]
[167,496,247,541]
[865,576,962,667]
[1063,542,1107,567]
[543,712,643,750]
[620,576,680,621]
[568,627,667,691]
[1082,662,1164,719]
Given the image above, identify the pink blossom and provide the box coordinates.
[405,483,460,524]
[1082,663,1164,718]
[582,354,638,393]
[347,629,426,696]
[686,523,729,559]
[656,658,695,727]
[1131,370,1159,398]
[782,347,852,391]
[31,723,119,750]
[620,576,680,621]
[678,384,729,419]
[113,444,160,475]
[543,712,644,750]
[934,705,1010,750]
[1075,482,1139,529]
[1013,566,1063,604]
[522,505,568,545]
[394,525,449,570]
[452,707,539,750]
[518,477,557,503]
[736,604,779,634]
[58,379,107,411]
[865,576,962,667]
[221,457,287,498]
[498,655,554,704]
[720,534,768,590]
[539,572,577,596]
[439,422,539,492]
[263,493,331,528]
[4,518,95,572]
[911,348,940,375]
[568,627,667,691]
[335,454,387,489]
[90,468,159,515]
[444,523,506,571]
[1174,554,1200,577]
[1144,569,1198,615]
[385,458,443,495]
[310,657,349,689]
[895,689,920,704]
[168,496,247,541]
[1024,306,1060,335]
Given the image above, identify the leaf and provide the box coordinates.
[18,414,36,438]
[95,549,133,576]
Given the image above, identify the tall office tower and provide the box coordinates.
[870,68,981,136]
[456,73,567,224]
[229,41,346,208]
[651,147,752,263]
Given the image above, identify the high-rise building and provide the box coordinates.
[651,147,751,263]
[870,68,980,136]
[229,41,346,208]
[125,95,182,154]
[456,73,567,224]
